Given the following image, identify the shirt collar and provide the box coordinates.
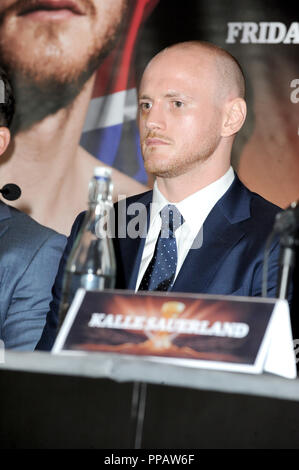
[151,167,235,232]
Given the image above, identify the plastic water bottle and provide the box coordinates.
[58,167,116,327]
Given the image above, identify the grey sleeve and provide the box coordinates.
[2,232,66,351]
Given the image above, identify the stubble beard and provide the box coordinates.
[0,8,128,135]
[143,136,221,179]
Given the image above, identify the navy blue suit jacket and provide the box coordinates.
[36,176,282,350]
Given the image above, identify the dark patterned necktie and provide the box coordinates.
[138,204,184,291]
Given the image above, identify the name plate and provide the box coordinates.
[53,289,296,379]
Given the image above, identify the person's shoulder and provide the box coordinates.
[234,175,281,219]
[248,187,282,219]
[7,204,66,244]
[114,190,153,208]
[237,181,282,240]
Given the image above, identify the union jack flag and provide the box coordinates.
[80,0,159,184]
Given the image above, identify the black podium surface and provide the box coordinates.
[0,350,299,449]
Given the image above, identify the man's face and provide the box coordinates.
[0,0,128,84]
[138,47,225,178]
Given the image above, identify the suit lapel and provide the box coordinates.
[117,176,253,293]
[172,176,252,293]
[116,191,152,290]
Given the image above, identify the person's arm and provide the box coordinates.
[36,212,86,351]
[253,234,293,304]
[2,232,67,351]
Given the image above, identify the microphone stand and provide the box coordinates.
[276,233,299,299]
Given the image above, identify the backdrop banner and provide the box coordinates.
[0,0,297,236]
[82,0,298,208]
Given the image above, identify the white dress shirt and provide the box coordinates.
[135,167,235,291]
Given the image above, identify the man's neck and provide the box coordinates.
[4,75,94,172]
[0,74,148,235]
[0,76,95,233]
[156,158,231,203]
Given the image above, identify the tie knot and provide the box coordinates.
[160,204,184,236]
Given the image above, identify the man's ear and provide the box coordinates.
[221,98,247,137]
[0,127,10,156]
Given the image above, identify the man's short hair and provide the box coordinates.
[0,67,15,129]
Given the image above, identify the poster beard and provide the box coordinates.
[0,0,129,134]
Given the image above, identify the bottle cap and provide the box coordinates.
[93,166,112,179]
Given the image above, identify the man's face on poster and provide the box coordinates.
[0,0,129,132]
[0,0,128,86]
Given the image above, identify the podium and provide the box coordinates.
[1,350,299,449]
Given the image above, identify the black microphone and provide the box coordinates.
[271,200,299,299]
[274,200,299,234]
[263,201,299,299]
[0,183,22,201]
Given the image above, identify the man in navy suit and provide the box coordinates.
[37,41,283,350]
[0,67,66,350]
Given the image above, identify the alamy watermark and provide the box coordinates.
[95,199,204,250]
[290,79,299,104]
[0,79,4,104]
[289,78,299,136]
[293,339,299,364]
